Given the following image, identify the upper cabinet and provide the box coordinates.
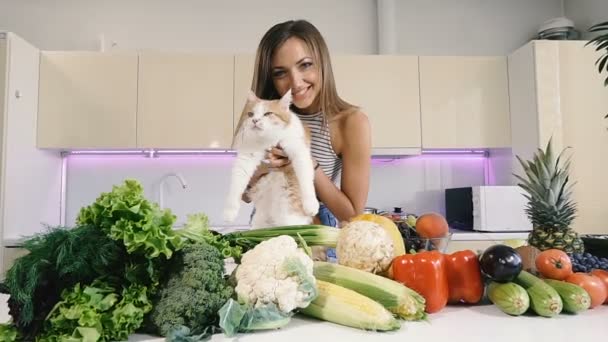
[37,52,138,149]
[137,53,234,149]
[233,54,255,135]
[419,56,511,149]
[34,52,513,152]
[332,55,421,153]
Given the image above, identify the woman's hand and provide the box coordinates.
[262,146,291,169]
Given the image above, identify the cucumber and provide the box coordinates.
[544,279,591,314]
[514,270,563,317]
[487,282,530,316]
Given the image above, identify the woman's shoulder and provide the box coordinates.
[335,107,370,135]
[330,107,370,156]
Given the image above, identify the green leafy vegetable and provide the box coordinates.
[76,179,182,259]
[0,225,125,339]
[218,300,291,337]
[38,280,152,341]
[176,213,242,259]
[0,324,20,341]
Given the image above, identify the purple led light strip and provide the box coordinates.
[63,149,487,157]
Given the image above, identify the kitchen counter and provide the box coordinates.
[449,229,530,241]
[134,305,608,342]
[2,294,605,341]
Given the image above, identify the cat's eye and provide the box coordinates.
[247,112,254,117]
[264,112,273,117]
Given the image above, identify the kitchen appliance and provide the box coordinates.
[445,186,533,232]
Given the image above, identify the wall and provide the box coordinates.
[0,0,562,55]
[564,0,608,39]
[0,1,565,234]
[394,0,563,56]
[0,0,377,53]
[64,154,487,228]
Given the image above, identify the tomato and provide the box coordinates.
[590,269,608,304]
[566,272,608,308]
[535,249,573,280]
[415,213,449,239]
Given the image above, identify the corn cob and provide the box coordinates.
[299,280,400,331]
[313,261,427,321]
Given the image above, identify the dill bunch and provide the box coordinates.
[0,224,126,339]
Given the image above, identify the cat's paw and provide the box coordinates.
[223,202,240,223]
[302,196,320,217]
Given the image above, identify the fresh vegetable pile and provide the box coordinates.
[482,246,608,316]
[0,179,236,341]
[0,179,605,341]
[0,180,430,341]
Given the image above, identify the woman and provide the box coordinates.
[242,19,371,228]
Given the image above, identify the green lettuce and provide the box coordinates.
[76,179,181,259]
[38,280,152,342]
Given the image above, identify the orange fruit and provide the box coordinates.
[415,212,449,238]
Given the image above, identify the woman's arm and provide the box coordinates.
[313,111,371,221]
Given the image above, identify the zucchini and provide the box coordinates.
[514,270,563,317]
[544,279,591,314]
[487,282,530,316]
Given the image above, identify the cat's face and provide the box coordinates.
[240,90,292,138]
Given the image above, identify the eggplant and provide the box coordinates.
[479,245,523,283]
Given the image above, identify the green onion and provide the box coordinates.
[223,225,340,250]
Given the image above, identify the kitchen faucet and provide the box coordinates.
[159,172,188,209]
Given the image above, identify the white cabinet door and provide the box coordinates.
[332,55,422,153]
[420,56,511,149]
[558,41,608,234]
[37,52,138,149]
[137,53,234,149]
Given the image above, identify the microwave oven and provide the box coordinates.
[445,186,533,232]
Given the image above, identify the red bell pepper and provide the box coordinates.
[445,250,484,304]
[391,250,448,313]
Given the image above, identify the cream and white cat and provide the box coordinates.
[223,90,319,228]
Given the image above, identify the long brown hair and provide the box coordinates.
[251,20,357,120]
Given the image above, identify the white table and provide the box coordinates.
[3,294,606,342]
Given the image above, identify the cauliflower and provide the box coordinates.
[336,220,394,274]
[234,235,317,313]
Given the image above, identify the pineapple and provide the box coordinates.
[514,138,584,254]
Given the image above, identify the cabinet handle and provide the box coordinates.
[15,90,22,99]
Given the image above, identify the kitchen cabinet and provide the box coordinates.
[419,56,511,149]
[233,54,422,154]
[508,40,608,234]
[137,53,234,149]
[233,54,255,136]
[332,55,421,154]
[0,33,61,276]
[37,51,138,149]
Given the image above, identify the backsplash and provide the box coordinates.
[64,153,495,228]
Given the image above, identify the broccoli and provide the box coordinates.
[148,241,234,338]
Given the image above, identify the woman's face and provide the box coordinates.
[270,37,321,114]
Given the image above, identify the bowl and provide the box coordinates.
[581,234,608,258]
[404,233,452,254]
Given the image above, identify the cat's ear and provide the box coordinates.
[247,90,259,103]
[279,89,293,111]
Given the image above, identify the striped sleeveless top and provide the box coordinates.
[295,111,342,184]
